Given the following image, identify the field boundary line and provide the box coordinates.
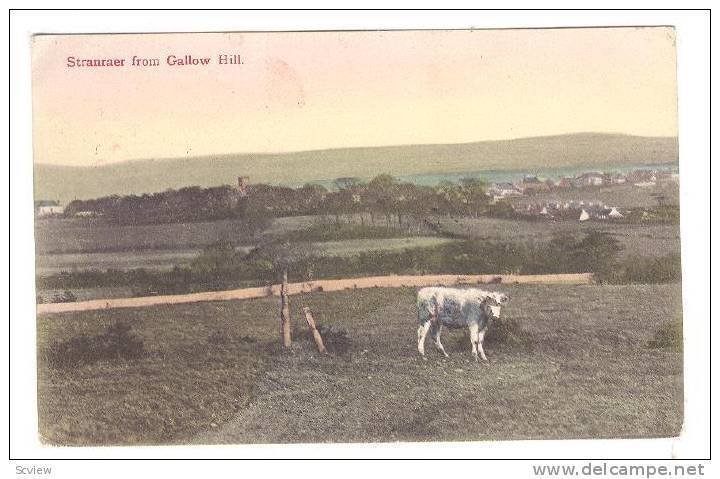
[36,273,594,314]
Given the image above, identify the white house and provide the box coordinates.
[35,200,63,217]
[608,207,624,218]
[574,172,605,187]
[610,173,627,185]
[489,182,523,200]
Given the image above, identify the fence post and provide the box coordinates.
[302,307,327,354]
[280,269,292,348]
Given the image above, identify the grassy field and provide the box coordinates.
[36,211,679,277]
[260,215,326,238]
[34,217,265,255]
[309,237,456,256]
[432,216,680,259]
[35,237,452,277]
[37,283,683,445]
[35,215,423,254]
[35,248,204,275]
[37,286,135,303]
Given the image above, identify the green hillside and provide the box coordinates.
[34,133,678,203]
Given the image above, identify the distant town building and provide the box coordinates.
[610,173,627,185]
[608,207,624,218]
[519,175,550,194]
[555,177,574,189]
[574,172,605,187]
[627,169,657,185]
[489,182,523,200]
[655,170,677,184]
[34,200,63,217]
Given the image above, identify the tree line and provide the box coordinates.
[64,174,513,225]
[64,185,246,224]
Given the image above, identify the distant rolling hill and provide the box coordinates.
[35,133,678,203]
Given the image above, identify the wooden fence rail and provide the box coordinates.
[36,272,594,315]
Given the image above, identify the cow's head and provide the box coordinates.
[489,292,510,305]
[480,292,509,319]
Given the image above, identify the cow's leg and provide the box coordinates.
[431,324,449,358]
[417,321,431,359]
[477,326,488,361]
[468,321,480,361]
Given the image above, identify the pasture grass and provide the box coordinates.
[432,215,679,259]
[37,283,683,445]
[34,217,265,255]
[35,248,205,276]
[308,237,456,256]
[37,302,276,445]
[276,223,418,243]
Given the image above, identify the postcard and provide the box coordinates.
[31,27,682,446]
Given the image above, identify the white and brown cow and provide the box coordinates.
[416,287,509,361]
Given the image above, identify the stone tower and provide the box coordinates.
[237,176,250,197]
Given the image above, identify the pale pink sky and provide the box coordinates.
[32,27,678,167]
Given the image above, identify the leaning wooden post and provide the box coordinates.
[302,307,327,354]
[280,269,292,348]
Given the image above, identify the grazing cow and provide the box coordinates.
[416,287,509,361]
